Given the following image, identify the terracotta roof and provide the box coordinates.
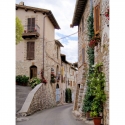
[71,0,87,27]
[16,4,60,29]
[55,40,64,47]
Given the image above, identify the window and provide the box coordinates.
[27,18,35,32]
[70,81,72,86]
[94,4,100,34]
[27,42,35,60]
[82,48,85,63]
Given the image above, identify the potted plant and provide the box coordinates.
[89,36,101,48]
[16,75,22,85]
[50,72,56,83]
[21,75,29,86]
[89,63,106,125]
[29,77,41,89]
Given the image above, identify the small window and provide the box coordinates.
[27,42,35,60]
[94,4,100,34]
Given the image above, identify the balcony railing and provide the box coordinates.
[23,24,40,34]
[22,24,40,39]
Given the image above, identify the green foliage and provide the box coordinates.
[87,11,94,40]
[89,63,106,117]
[29,77,41,89]
[65,88,72,103]
[82,10,95,113]
[16,17,24,44]
[16,75,22,83]
[16,75,29,86]
[50,73,56,83]
[82,88,94,113]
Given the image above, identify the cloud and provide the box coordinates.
[16,0,78,63]
[61,39,78,63]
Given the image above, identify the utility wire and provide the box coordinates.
[57,31,78,40]
[37,31,78,43]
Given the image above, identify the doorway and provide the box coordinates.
[30,65,37,79]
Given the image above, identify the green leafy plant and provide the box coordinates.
[29,77,41,88]
[89,63,106,117]
[16,17,24,44]
[65,88,72,103]
[82,87,94,113]
[50,73,56,83]
[82,11,95,114]
[16,75,29,86]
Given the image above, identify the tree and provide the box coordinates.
[16,17,24,44]
[65,88,72,103]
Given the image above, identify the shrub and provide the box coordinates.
[65,88,72,103]
[29,77,41,88]
[16,75,29,86]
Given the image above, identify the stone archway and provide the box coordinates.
[30,65,37,79]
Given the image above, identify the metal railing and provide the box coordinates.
[23,24,40,34]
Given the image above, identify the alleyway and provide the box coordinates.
[16,104,88,125]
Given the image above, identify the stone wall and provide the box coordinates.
[93,0,109,124]
[73,0,109,124]
[19,83,56,116]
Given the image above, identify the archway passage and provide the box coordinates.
[30,65,37,79]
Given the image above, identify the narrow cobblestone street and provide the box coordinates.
[16,104,88,125]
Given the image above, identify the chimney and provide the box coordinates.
[19,1,24,6]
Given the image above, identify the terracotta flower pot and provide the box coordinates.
[93,117,102,125]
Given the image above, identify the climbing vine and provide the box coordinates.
[82,10,95,114]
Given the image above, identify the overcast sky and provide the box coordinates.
[16,0,78,63]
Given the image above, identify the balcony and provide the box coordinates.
[22,25,40,39]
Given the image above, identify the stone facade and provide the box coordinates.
[16,2,62,108]
[71,0,109,125]
[61,55,77,103]
[19,83,56,116]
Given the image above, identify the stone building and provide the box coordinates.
[16,2,64,106]
[60,54,77,103]
[71,0,109,125]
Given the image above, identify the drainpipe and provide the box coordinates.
[42,13,52,78]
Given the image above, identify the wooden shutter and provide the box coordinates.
[30,42,35,59]
[27,18,35,31]
[32,18,35,31]
[28,18,31,31]
[82,48,85,64]
[27,42,35,60]
[27,42,30,59]
[94,4,100,34]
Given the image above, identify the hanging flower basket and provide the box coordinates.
[89,36,101,48]
[50,71,56,83]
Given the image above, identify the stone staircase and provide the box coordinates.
[16,85,32,114]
